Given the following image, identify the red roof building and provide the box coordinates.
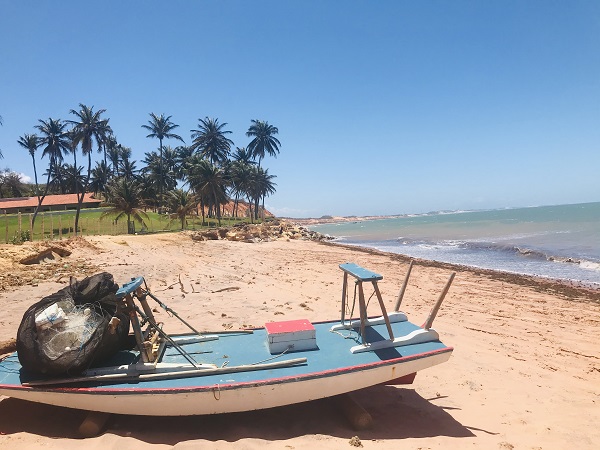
[0,193,102,214]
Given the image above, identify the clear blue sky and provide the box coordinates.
[1,1,598,217]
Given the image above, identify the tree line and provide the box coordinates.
[0,106,280,233]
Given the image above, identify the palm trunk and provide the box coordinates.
[159,138,163,213]
[73,150,79,234]
[212,186,221,226]
[233,194,240,218]
[246,196,254,224]
[30,156,41,228]
[32,157,55,229]
[74,151,92,236]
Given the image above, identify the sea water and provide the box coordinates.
[310,202,600,288]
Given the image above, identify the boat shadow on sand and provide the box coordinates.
[0,385,481,443]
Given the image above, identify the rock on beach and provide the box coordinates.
[190,219,332,243]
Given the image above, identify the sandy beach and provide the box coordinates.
[1,231,599,449]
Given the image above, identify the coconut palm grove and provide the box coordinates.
[0,105,280,234]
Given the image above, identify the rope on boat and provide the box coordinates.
[213,384,221,400]
[329,328,361,343]
[249,347,290,366]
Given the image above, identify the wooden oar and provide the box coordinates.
[22,357,308,387]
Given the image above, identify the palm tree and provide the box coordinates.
[174,145,194,182]
[142,151,177,205]
[254,167,277,220]
[190,117,234,165]
[119,145,132,165]
[108,141,121,175]
[166,189,197,230]
[90,161,111,197]
[43,163,68,194]
[120,158,139,181]
[66,130,80,196]
[104,134,118,169]
[63,163,85,195]
[162,146,178,180]
[68,104,112,235]
[228,159,253,218]
[232,146,256,165]
[137,173,159,212]
[186,158,228,226]
[244,166,277,221]
[17,134,41,197]
[34,118,71,227]
[246,120,281,167]
[102,177,149,234]
[142,113,184,211]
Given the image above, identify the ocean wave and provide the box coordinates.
[578,260,600,272]
[393,237,600,270]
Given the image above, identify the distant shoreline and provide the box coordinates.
[286,201,600,226]
[287,215,396,226]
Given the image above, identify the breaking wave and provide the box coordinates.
[333,236,600,287]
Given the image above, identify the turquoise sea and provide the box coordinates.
[310,202,600,288]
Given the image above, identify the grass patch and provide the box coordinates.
[1,208,252,243]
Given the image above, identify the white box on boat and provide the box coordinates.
[264,319,317,354]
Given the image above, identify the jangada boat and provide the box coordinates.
[0,262,454,417]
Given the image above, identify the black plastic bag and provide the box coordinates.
[16,272,130,376]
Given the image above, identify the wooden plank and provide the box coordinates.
[332,393,373,430]
[23,357,308,387]
[394,259,414,311]
[341,271,348,324]
[78,411,111,437]
[372,282,394,340]
[357,282,368,343]
[423,272,455,330]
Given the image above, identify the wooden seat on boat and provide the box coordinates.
[338,263,395,346]
[339,263,383,282]
[336,262,456,354]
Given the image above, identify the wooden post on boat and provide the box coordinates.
[372,283,394,340]
[395,260,414,311]
[357,282,368,343]
[78,411,111,437]
[136,287,156,324]
[340,271,348,324]
[125,294,150,363]
[333,393,373,430]
[423,272,455,330]
[339,263,393,344]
